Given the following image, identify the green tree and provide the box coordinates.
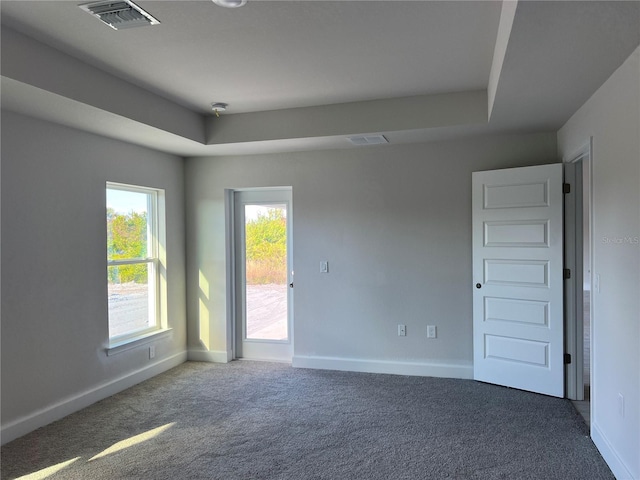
[245,209,287,284]
[107,210,148,284]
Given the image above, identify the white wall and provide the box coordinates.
[0,111,187,444]
[185,132,557,376]
[558,46,640,480]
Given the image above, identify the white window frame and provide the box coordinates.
[106,182,168,353]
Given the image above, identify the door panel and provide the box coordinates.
[484,335,549,366]
[484,220,549,247]
[484,259,549,287]
[234,189,293,361]
[472,164,564,397]
[484,297,549,326]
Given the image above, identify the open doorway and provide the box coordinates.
[581,158,592,404]
[565,141,592,426]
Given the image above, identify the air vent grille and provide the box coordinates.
[79,0,160,30]
[348,134,389,146]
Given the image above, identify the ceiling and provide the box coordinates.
[1,1,639,157]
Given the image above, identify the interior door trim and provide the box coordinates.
[231,187,293,361]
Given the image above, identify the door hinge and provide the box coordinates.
[563,183,571,194]
[564,268,571,279]
[564,353,572,364]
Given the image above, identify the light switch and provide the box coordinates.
[320,261,329,273]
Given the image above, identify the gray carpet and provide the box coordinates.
[1,361,613,479]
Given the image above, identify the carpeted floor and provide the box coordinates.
[1,361,613,479]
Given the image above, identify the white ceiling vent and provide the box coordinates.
[79,1,160,30]
[348,134,389,146]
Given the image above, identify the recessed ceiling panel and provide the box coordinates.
[0,1,501,113]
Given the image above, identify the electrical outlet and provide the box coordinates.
[149,346,155,359]
[427,325,437,338]
[398,324,406,336]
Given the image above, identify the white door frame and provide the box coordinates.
[563,139,593,401]
[227,187,293,361]
[224,188,237,361]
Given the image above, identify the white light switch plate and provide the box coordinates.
[320,261,329,273]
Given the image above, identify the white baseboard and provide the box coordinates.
[187,349,231,363]
[592,421,636,480]
[1,351,187,446]
[292,355,473,379]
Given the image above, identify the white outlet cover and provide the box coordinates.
[427,325,437,338]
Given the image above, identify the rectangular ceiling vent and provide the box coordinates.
[348,134,389,146]
[79,0,160,30]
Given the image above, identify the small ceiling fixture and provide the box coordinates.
[79,0,160,30]
[211,103,228,117]
[212,0,247,8]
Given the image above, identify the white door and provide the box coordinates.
[472,164,564,397]
[234,189,293,361]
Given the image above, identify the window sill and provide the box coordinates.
[106,328,173,357]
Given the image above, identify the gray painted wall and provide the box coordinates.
[558,46,639,480]
[185,133,558,375]
[1,111,187,441]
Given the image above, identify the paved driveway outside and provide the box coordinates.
[108,283,288,340]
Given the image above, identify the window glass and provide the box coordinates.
[106,183,159,340]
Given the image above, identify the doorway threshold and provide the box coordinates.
[572,385,591,428]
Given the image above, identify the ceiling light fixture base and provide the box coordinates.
[212,0,247,8]
[211,103,229,117]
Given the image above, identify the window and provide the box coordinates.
[106,182,165,345]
